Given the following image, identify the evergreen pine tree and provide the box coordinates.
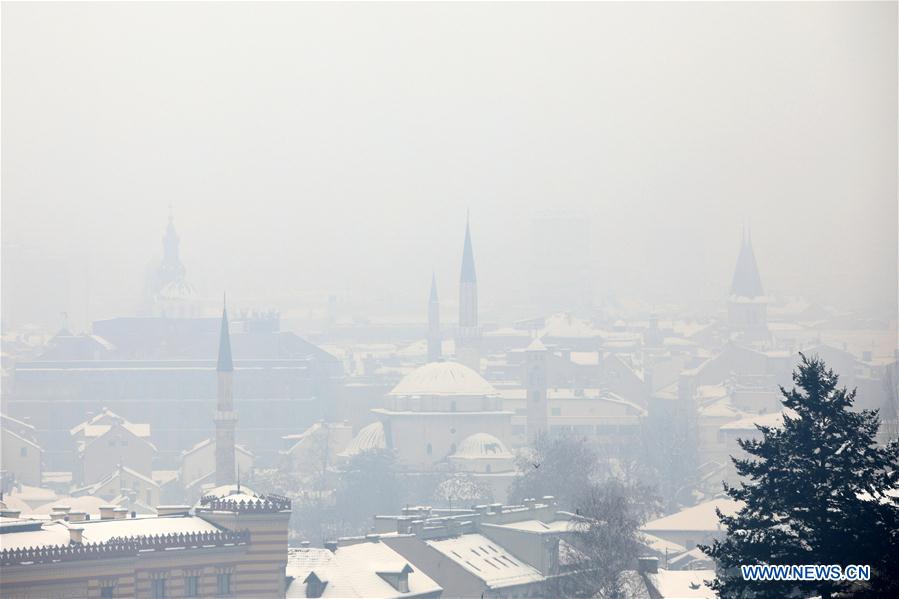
[702,354,899,598]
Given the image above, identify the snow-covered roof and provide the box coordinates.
[569,351,600,366]
[388,361,498,398]
[641,499,740,533]
[640,533,686,555]
[484,519,575,534]
[70,409,151,439]
[646,569,716,598]
[450,433,513,460]
[719,410,795,432]
[0,514,221,552]
[339,422,387,458]
[286,543,441,598]
[426,533,544,588]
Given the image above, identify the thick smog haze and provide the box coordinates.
[2,1,896,329]
[2,4,899,597]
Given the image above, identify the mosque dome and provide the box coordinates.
[388,361,498,398]
[451,433,514,460]
[338,421,386,458]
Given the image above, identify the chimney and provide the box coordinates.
[0,509,21,519]
[67,511,87,522]
[99,505,116,520]
[52,505,71,514]
[638,556,659,574]
[156,505,190,517]
[69,527,84,544]
[50,512,66,521]
[113,508,128,520]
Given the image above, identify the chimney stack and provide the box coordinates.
[99,505,116,520]
[113,507,128,520]
[638,556,659,574]
[69,527,84,544]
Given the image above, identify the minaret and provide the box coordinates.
[215,298,237,486]
[159,204,186,285]
[427,273,442,363]
[457,214,480,371]
[525,338,549,443]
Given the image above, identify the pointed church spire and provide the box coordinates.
[217,297,234,372]
[460,213,477,284]
[730,229,764,298]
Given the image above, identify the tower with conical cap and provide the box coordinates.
[215,298,237,486]
[427,273,442,363]
[727,227,769,343]
[457,214,481,371]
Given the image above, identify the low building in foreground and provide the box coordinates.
[288,497,586,599]
[0,485,290,598]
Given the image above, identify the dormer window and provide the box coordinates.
[377,564,413,593]
[304,571,328,598]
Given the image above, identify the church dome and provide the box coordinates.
[451,433,513,460]
[338,421,386,458]
[389,361,498,398]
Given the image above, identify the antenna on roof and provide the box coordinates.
[237,464,240,493]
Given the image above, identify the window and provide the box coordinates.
[185,575,199,597]
[551,407,561,416]
[100,587,114,599]
[217,573,231,596]
[20,446,27,457]
[151,579,166,599]
[426,443,432,455]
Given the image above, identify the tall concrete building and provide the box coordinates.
[456,215,481,371]
[214,301,237,486]
[427,273,442,363]
[525,338,549,442]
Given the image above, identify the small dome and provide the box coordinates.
[451,433,513,460]
[389,361,498,398]
[338,421,386,458]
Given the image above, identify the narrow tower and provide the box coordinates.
[215,298,237,486]
[457,214,481,371]
[525,338,549,443]
[727,227,769,343]
[427,273,442,363]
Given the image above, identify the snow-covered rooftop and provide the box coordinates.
[641,499,740,533]
[426,533,543,588]
[286,543,441,598]
[388,361,498,398]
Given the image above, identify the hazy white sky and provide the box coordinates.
[2,2,896,326]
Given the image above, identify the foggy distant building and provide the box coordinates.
[0,413,43,487]
[6,311,341,469]
[144,208,198,318]
[427,274,442,363]
[365,361,513,469]
[456,216,481,372]
[727,229,770,345]
[524,338,549,442]
[69,409,156,486]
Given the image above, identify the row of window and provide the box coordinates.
[100,573,231,599]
